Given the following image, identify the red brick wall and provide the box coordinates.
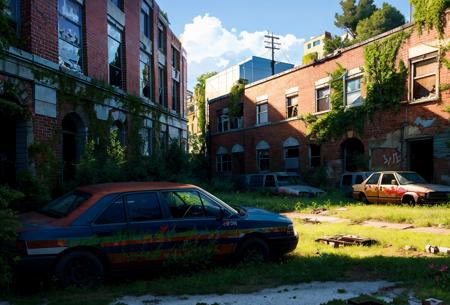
[123,0,140,95]
[209,17,450,184]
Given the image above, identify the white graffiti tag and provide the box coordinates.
[383,152,401,166]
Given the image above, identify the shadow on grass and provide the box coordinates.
[4,253,450,305]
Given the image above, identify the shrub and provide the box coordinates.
[0,185,23,290]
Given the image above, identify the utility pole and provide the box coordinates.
[264,32,280,76]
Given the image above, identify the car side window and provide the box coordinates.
[355,175,364,184]
[200,193,223,217]
[342,175,352,186]
[381,174,396,185]
[162,191,205,218]
[126,192,162,222]
[96,197,126,225]
[367,173,381,185]
[265,175,276,187]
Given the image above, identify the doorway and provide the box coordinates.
[341,138,365,172]
[408,138,433,182]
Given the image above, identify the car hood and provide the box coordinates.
[243,207,291,223]
[278,185,325,194]
[18,212,60,231]
[400,184,450,192]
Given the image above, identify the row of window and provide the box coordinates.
[7,0,181,109]
[217,54,438,132]
[216,143,321,173]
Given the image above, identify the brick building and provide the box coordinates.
[209,16,450,185]
[0,0,187,184]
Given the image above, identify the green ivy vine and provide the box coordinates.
[304,31,409,143]
[229,79,245,117]
[410,0,450,37]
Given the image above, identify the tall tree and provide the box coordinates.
[335,0,377,32]
[356,3,405,41]
[324,35,353,55]
[194,71,217,153]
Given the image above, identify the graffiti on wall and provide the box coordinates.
[383,151,401,167]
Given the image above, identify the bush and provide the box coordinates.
[0,185,23,290]
[15,170,51,211]
[304,166,328,188]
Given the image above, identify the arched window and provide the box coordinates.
[256,141,270,172]
[283,137,299,172]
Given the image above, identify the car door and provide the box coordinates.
[364,173,381,203]
[91,196,129,266]
[160,189,231,260]
[378,173,400,204]
[124,192,170,264]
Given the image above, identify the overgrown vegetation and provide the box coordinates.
[304,31,409,143]
[324,36,353,55]
[302,52,318,65]
[228,80,245,117]
[410,0,450,37]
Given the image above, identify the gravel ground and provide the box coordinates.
[111,281,396,305]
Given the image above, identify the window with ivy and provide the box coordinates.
[316,87,330,112]
[286,96,298,118]
[140,51,153,100]
[257,149,270,172]
[411,53,438,101]
[108,23,123,88]
[58,0,83,72]
[345,76,362,106]
[217,108,229,133]
[140,1,152,39]
[256,102,268,124]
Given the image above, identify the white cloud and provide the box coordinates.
[180,14,305,89]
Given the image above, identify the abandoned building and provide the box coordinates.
[208,14,450,185]
[0,0,188,185]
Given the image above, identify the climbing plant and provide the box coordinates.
[304,31,409,143]
[229,79,245,117]
[410,0,450,37]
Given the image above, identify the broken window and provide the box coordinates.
[411,53,438,101]
[284,146,299,172]
[230,103,243,130]
[140,51,153,100]
[140,1,152,39]
[286,96,298,118]
[217,108,230,133]
[256,102,268,124]
[58,0,83,72]
[108,23,123,87]
[257,149,270,172]
[316,87,330,112]
[345,76,362,106]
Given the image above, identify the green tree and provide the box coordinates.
[0,0,18,52]
[335,0,377,32]
[324,36,353,55]
[194,71,217,152]
[356,3,405,41]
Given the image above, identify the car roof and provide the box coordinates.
[77,182,196,195]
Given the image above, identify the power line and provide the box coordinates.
[264,32,281,76]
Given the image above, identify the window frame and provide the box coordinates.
[410,53,439,103]
[110,0,123,10]
[58,0,83,73]
[6,0,21,38]
[158,65,167,106]
[286,95,298,118]
[315,86,331,113]
[108,22,123,88]
[256,149,270,172]
[140,1,152,39]
[256,101,268,125]
[139,51,153,101]
[345,75,363,107]
[216,153,232,173]
[309,144,321,168]
[157,22,166,53]
[217,108,230,133]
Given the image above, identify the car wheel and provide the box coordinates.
[359,193,369,204]
[55,250,104,288]
[237,238,270,264]
[403,196,415,206]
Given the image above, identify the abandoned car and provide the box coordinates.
[240,172,325,197]
[15,182,298,287]
[352,171,450,204]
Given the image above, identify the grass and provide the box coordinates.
[4,222,450,305]
[216,191,450,228]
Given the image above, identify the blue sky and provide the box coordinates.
[157,0,412,89]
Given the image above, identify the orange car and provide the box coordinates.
[352,171,450,204]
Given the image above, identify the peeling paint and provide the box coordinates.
[415,117,436,128]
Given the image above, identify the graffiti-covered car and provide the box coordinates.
[352,171,450,204]
[15,182,298,287]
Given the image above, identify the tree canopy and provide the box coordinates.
[335,0,377,32]
[356,3,405,41]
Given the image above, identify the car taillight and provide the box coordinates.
[287,224,295,235]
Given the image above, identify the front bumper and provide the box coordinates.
[268,234,299,255]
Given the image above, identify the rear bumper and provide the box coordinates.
[268,234,299,255]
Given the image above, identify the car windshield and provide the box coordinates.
[277,175,301,186]
[396,172,427,185]
[40,191,91,218]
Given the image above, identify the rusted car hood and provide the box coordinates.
[278,185,325,195]
[400,184,450,193]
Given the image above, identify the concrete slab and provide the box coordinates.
[361,221,415,230]
[283,213,350,224]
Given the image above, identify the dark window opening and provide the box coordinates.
[341,138,365,172]
[257,149,270,172]
[310,144,321,167]
[264,175,276,187]
[140,1,152,39]
[108,23,123,88]
[158,65,166,106]
[158,23,166,53]
[140,51,153,100]
[408,138,433,182]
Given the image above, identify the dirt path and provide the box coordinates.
[283,213,450,235]
[111,281,399,305]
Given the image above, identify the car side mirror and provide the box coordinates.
[391,180,398,185]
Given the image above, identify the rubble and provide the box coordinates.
[425,245,450,255]
[316,235,378,248]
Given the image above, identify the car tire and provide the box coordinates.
[55,250,104,288]
[237,238,270,264]
[402,196,415,206]
[359,193,369,204]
